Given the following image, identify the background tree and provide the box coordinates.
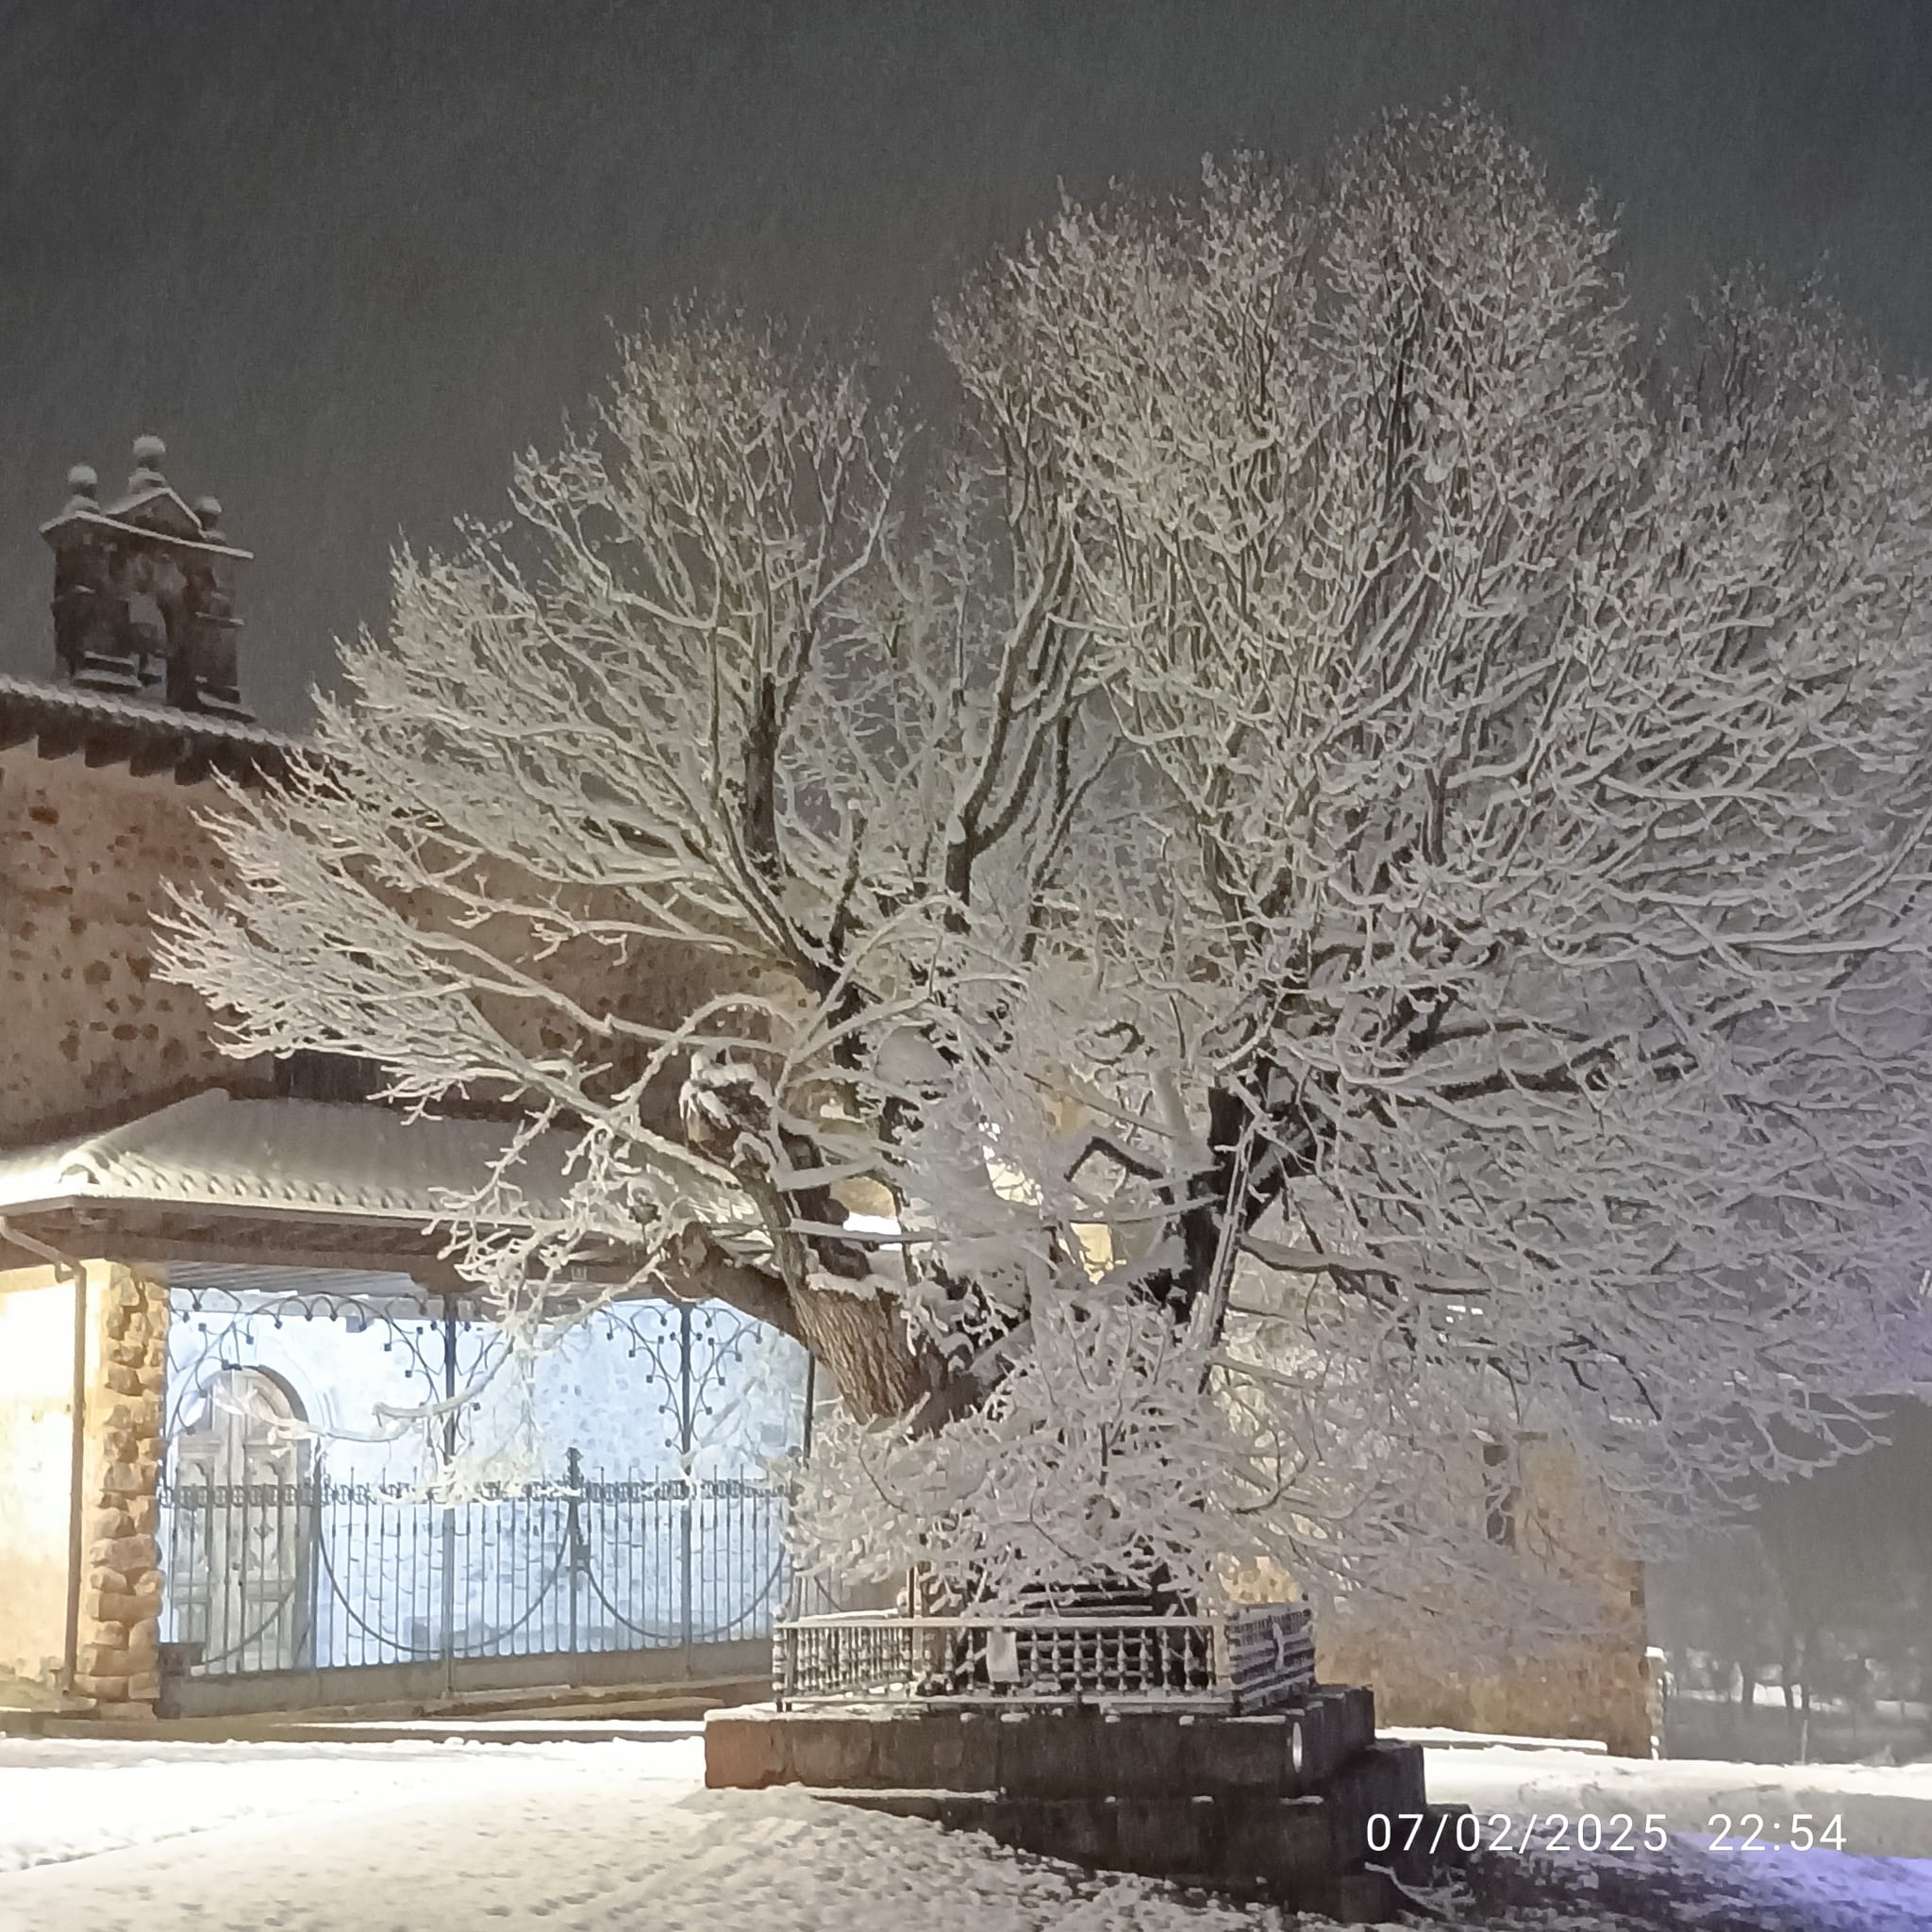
[166,105,1932,1643]
[1651,1399,1932,1760]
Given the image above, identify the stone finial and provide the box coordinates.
[127,434,167,493]
[62,461,99,521]
[193,495,223,535]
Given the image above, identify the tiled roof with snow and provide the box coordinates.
[0,674,300,780]
[0,1091,758,1240]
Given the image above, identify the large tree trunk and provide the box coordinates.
[791,1283,934,1423]
[666,1223,934,1423]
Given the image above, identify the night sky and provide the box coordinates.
[7,0,1932,726]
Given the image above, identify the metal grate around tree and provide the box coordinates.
[773,1601,1316,1713]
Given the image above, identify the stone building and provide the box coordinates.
[1308,1437,1661,1759]
[0,441,803,1721]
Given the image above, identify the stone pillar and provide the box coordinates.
[71,1264,167,1717]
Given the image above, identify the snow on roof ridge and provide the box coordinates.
[0,672,306,750]
[0,1091,764,1244]
[1,1091,559,1224]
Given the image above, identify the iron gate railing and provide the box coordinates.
[158,1448,791,1678]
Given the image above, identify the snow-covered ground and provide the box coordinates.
[0,1729,1926,1930]
[1422,1742,1932,1928]
[1424,1740,1932,1857]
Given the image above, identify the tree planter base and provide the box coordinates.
[704,1688,1471,1923]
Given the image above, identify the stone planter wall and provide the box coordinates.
[707,1690,1466,1924]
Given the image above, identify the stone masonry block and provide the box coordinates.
[934,1791,1000,1833]
[1114,1796,1207,1876]
[997,1709,1126,1800]
[704,1710,784,1790]
[1323,1742,1427,1868]
[1087,1712,1211,1800]
[1323,1684,1376,1759]
[1182,1714,1300,1797]
[1322,1870,1402,1924]
[864,1712,937,1789]
[926,1710,998,1790]
[1282,1696,1335,1783]
[996,1796,1119,1866]
[102,1364,143,1397]
[863,1710,998,1791]
[83,1589,148,1626]
[99,1459,158,1498]
[72,1673,130,1703]
[1218,1794,1338,1897]
[1385,1806,1478,1890]
[88,1534,156,1576]
[1329,1683,1363,1741]
[778,1714,878,1790]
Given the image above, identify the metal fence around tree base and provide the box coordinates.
[157,1449,791,1690]
[773,1602,1317,1712]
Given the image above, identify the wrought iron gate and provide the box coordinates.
[158,1453,790,1675]
[157,1277,808,1690]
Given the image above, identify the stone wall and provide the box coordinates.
[0,748,255,1141]
[1234,1438,1657,1758]
[3,724,870,1152]
[1318,1616,1658,1761]
[73,1265,168,1716]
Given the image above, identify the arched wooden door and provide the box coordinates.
[169,1367,315,1674]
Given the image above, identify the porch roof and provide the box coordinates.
[0,1090,765,1285]
[0,1089,570,1224]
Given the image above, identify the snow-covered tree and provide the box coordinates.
[165,105,1932,1640]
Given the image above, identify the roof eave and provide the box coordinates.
[0,1199,647,1290]
[0,682,294,786]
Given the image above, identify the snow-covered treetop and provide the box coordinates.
[165,104,1932,1641]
